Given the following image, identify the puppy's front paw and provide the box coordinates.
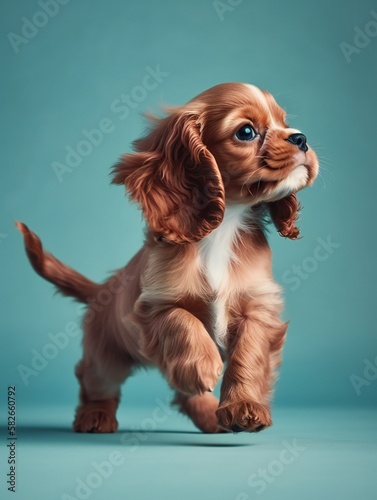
[74,406,118,433]
[216,401,272,433]
[168,350,223,395]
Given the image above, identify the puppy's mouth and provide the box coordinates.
[246,164,309,203]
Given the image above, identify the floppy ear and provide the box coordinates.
[112,111,225,244]
[267,193,301,240]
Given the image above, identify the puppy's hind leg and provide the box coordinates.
[73,319,134,433]
[73,354,132,433]
[173,391,224,434]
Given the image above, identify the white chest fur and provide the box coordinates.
[197,204,250,346]
[198,204,250,291]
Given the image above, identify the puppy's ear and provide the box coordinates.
[267,193,301,240]
[112,111,225,244]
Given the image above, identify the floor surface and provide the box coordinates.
[1,406,376,500]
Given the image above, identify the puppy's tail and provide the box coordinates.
[16,222,100,304]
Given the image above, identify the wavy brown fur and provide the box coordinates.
[112,112,225,244]
[16,222,100,303]
[17,83,318,434]
[268,193,301,239]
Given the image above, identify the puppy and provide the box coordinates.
[17,83,318,433]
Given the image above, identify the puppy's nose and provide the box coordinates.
[286,133,308,152]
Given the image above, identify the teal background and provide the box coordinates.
[0,0,376,499]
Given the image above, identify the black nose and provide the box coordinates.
[286,133,308,152]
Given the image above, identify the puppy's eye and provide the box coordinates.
[235,124,256,141]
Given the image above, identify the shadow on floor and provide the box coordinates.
[0,425,252,448]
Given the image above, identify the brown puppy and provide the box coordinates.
[17,83,318,433]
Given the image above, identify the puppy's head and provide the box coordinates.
[112,83,318,243]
